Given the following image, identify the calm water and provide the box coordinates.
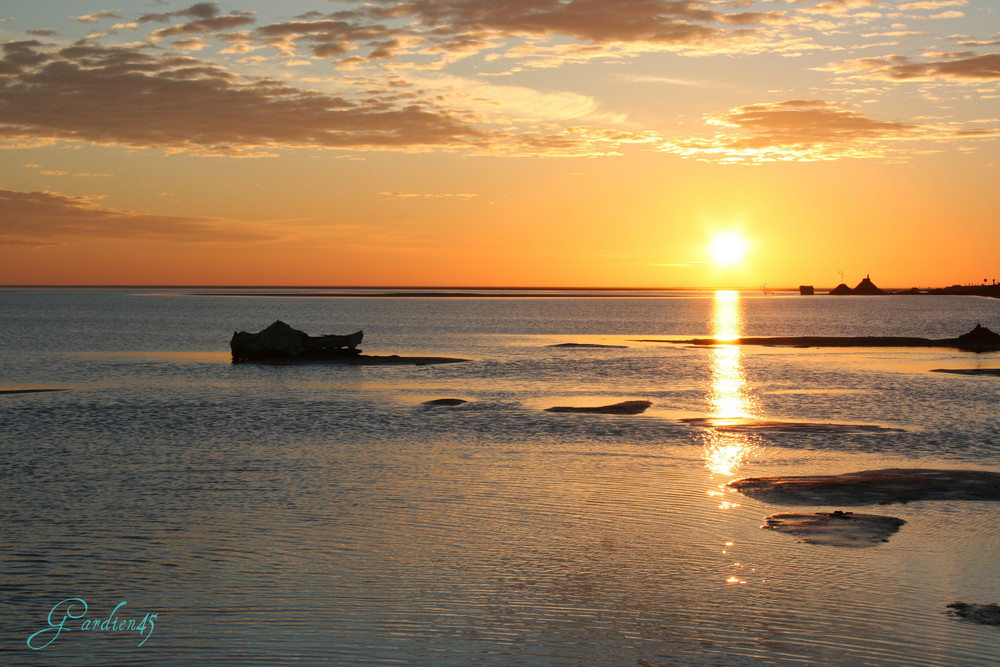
[2,289,1000,665]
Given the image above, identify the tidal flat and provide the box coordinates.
[2,288,999,665]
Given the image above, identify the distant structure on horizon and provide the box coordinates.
[797,275,998,299]
[828,274,886,295]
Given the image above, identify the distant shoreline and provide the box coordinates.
[1,284,997,298]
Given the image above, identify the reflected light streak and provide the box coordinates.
[704,290,760,476]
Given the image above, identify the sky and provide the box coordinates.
[0,0,997,289]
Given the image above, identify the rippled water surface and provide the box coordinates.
[2,289,1000,665]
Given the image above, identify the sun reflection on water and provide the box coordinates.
[704,291,760,476]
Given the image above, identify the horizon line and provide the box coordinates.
[0,283,986,292]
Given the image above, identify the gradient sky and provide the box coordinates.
[1,1,997,288]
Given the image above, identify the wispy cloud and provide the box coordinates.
[380,192,479,199]
[0,189,278,244]
[23,163,112,178]
[898,0,967,9]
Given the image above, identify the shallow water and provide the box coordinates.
[2,289,999,665]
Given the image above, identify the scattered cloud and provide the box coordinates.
[23,163,112,178]
[898,0,966,9]
[0,41,486,154]
[351,0,772,47]
[659,99,921,162]
[76,10,122,23]
[801,0,879,17]
[1,1,994,164]
[825,52,1000,80]
[173,38,210,51]
[0,39,661,157]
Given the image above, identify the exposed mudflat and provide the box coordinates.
[683,417,903,433]
[545,400,652,414]
[931,368,1000,376]
[547,342,628,348]
[762,510,906,547]
[0,388,71,395]
[730,468,1000,506]
[422,398,469,406]
[635,327,1000,352]
[947,603,1000,625]
[239,354,469,366]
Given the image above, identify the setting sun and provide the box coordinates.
[710,234,747,264]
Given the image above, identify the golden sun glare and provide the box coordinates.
[710,234,746,264]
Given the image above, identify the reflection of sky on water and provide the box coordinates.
[704,291,760,477]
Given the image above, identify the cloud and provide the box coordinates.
[622,74,715,87]
[129,2,256,40]
[148,13,256,40]
[0,238,65,248]
[825,52,1000,80]
[24,163,112,178]
[76,10,122,23]
[799,0,878,16]
[0,189,277,244]
[659,99,920,162]
[899,0,966,8]
[354,0,772,45]
[0,40,657,157]
[405,73,606,123]
[254,19,400,60]
[0,41,486,154]
[173,38,210,51]
[380,191,479,199]
[137,2,228,24]
[314,0,798,66]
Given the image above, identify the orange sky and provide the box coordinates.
[1,1,998,288]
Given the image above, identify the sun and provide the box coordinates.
[710,234,746,264]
